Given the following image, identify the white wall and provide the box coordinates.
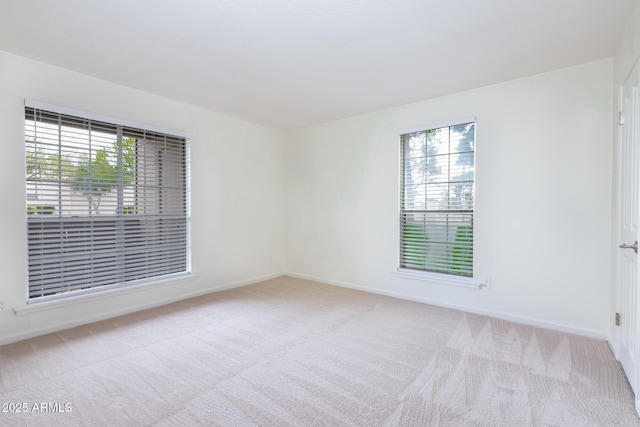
[286,59,614,338]
[614,2,640,88]
[0,51,286,344]
[0,49,622,344]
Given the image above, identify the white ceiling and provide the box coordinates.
[0,0,635,130]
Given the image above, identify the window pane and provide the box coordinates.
[400,120,475,277]
[25,106,190,302]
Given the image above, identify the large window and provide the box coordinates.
[399,120,475,277]
[25,102,190,302]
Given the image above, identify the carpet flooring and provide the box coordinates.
[0,276,638,426]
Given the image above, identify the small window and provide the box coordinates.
[399,120,475,277]
[25,103,190,302]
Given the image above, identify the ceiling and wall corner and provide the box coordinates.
[0,0,634,130]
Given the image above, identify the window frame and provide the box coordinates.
[395,117,478,288]
[24,99,192,303]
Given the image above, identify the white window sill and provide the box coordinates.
[391,269,484,290]
[14,273,198,316]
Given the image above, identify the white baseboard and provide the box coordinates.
[0,271,285,346]
[285,271,611,342]
[2,270,611,347]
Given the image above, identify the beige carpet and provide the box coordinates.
[0,276,637,426]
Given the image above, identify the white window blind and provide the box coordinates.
[399,121,475,277]
[25,105,190,302]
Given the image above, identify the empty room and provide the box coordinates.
[2,0,640,425]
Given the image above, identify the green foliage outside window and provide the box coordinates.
[402,223,473,276]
